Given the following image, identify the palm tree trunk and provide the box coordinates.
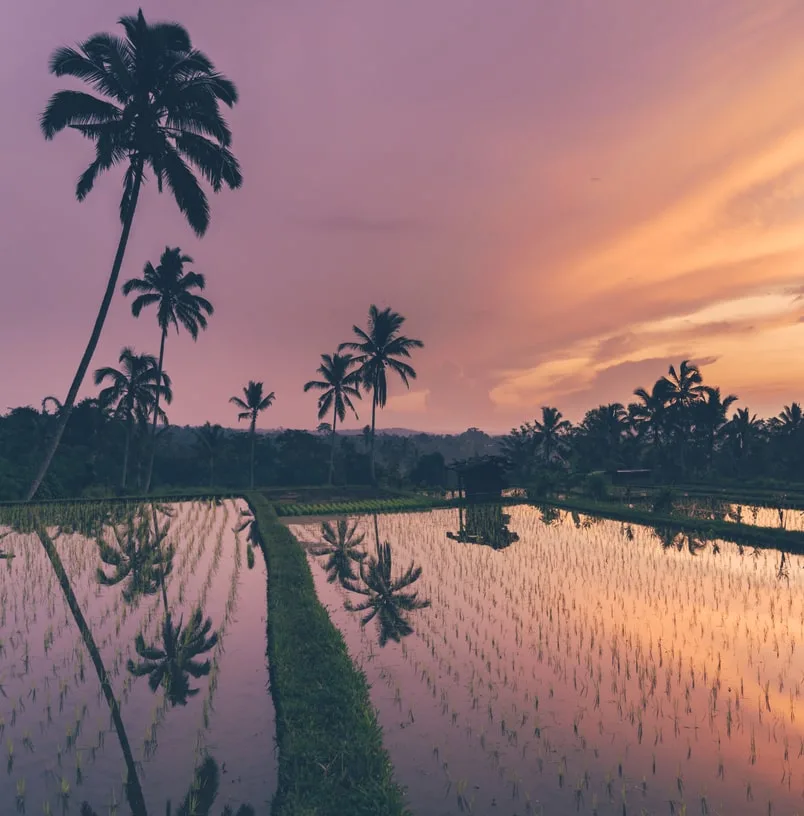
[369,387,378,484]
[26,162,144,501]
[37,528,147,814]
[144,325,168,494]
[250,416,256,490]
[329,410,338,486]
[121,413,132,489]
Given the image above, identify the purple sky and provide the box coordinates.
[4,1,804,434]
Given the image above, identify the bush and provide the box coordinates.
[652,487,676,514]
[582,473,609,501]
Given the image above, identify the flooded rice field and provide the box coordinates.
[292,503,804,816]
[0,498,275,815]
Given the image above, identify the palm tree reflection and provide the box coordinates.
[310,519,367,585]
[128,608,218,706]
[342,515,430,646]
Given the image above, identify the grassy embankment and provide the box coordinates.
[534,495,804,553]
[246,492,410,816]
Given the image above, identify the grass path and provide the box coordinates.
[246,492,410,816]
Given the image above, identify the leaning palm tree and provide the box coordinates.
[342,537,430,647]
[94,347,172,489]
[193,422,225,488]
[28,8,242,501]
[122,247,214,493]
[304,353,362,484]
[339,305,424,483]
[229,381,275,489]
[631,378,673,453]
[127,607,218,706]
[310,519,367,585]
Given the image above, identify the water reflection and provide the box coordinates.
[447,502,519,549]
[128,607,218,706]
[96,507,175,603]
[310,519,367,585]
[341,515,430,647]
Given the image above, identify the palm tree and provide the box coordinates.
[724,407,764,461]
[695,386,738,467]
[310,519,367,585]
[41,395,64,417]
[94,347,172,489]
[194,422,225,488]
[339,305,424,483]
[533,406,572,464]
[229,381,275,489]
[342,535,430,647]
[28,8,241,501]
[127,607,218,706]
[631,379,673,453]
[776,402,803,435]
[663,359,705,409]
[122,247,213,493]
[304,353,362,484]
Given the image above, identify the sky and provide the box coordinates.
[3,1,804,434]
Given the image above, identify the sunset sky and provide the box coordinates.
[3,1,804,434]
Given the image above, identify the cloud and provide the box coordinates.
[384,388,430,413]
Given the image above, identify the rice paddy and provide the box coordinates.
[0,498,275,814]
[292,503,804,815]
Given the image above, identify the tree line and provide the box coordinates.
[501,359,804,488]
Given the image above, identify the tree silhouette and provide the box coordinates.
[304,353,362,484]
[193,422,225,488]
[229,381,275,489]
[94,347,172,488]
[29,8,241,500]
[342,523,430,646]
[339,305,424,483]
[123,246,213,492]
[127,607,218,706]
[310,519,367,585]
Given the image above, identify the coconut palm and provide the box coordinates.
[194,422,225,488]
[339,305,424,483]
[122,247,213,492]
[695,386,738,467]
[342,536,430,647]
[776,402,803,435]
[229,381,275,489]
[94,347,172,489]
[28,9,241,501]
[724,407,764,461]
[127,607,218,706]
[310,519,367,585]
[304,353,362,484]
[533,406,572,464]
[631,379,673,453]
[663,359,705,409]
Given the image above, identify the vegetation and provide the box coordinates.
[246,493,408,815]
[230,381,276,489]
[122,246,213,493]
[339,306,424,484]
[28,8,241,500]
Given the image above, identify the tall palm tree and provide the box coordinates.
[310,519,367,585]
[339,305,424,483]
[229,381,275,489]
[28,9,241,501]
[193,422,225,488]
[122,247,213,493]
[533,406,572,464]
[776,402,803,435]
[94,347,172,489]
[724,407,763,461]
[303,353,362,484]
